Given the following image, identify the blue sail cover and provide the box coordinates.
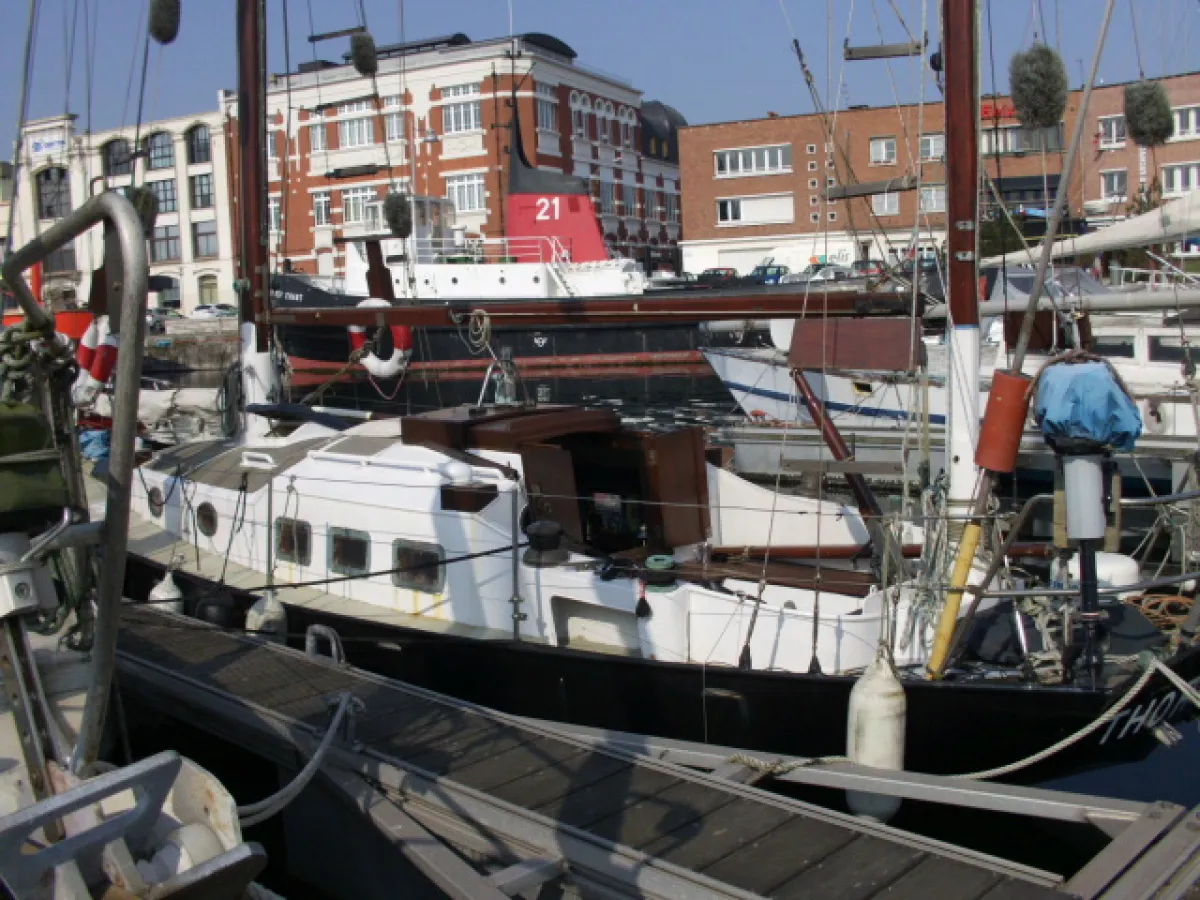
[1033,361,1142,452]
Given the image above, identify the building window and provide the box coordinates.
[1098,115,1126,148]
[391,539,445,593]
[665,193,679,222]
[198,274,218,306]
[267,197,281,233]
[714,144,792,177]
[103,139,133,176]
[145,132,174,170]
[186,125,211,164]
[982,123,1064,155]
[808,161,818,171]
[148,178,177,213]
[809,212,820,223]
[919,184,947,213]
[598,181,615,214]
[383,96,405,142]
[268,131,281,159]
[313,190,331,226]
[329,526,370,576]
[645,188,660,217]
[190,173,213,208]
[869,137,897,165]
[828,211,837,221]
[872,192,899,215]
[339,115,374,149]
[150,225,180,262]
[275,517,312,566]
[919,133,945,160]
[445,173,485,213]
[621,182,637,215]
[1174,106,1200,140]
[342,186,375,223]
[1162,163,1198,195]
[810,195,819,206]
[572,108,586,137]
[43,244,76,274]
[192,220,218,258]
[36,167,70,219]
[309,122,327,152]
[808,178,818,189]
[807,143,817,154]
[717,198,742,223]
[1100,169,1128,200]
[156,277,180,309]
[536,84,558,131]
[621,119,633,148]
[442,83,482,134]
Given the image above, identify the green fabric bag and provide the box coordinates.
[0,401,70,531]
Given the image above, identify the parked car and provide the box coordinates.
[748,264,790,285]
[146,308,183,333]
[697,267,740,287]
[781,264,851,285]
[851,259,887,278]
[191,304,238,319]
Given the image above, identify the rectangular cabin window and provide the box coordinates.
[329,527,370,576]
[275,517,311,566]
[392,539,446,593]
[1091,335,1136,359]
[1149,336,1190,363]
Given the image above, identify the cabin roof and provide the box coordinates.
[401,404,621,452]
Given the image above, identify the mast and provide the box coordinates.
[236,0,278,440]
[942,0,981,512]
[237,0,268,351]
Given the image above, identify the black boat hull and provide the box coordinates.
[124,554,1200,790]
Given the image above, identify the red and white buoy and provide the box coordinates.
[72,316,119,406]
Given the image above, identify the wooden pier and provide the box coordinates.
[113,605,1200,899]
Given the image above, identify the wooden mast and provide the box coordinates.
[237,0,268,353]
[942,0,981,511]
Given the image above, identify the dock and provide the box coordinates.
[114,604,1200,899]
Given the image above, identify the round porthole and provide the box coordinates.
[451,277,459,285]
[499,277,506,285]
[147,487,164,518]
[533,275,540,284]
[196,502,218,537]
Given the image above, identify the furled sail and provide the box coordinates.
[980,190,1200,267]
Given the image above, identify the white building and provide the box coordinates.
[11,107,235,314]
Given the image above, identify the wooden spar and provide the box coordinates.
[943,0,979,332]
[237,0,269,352]
[266,290,919,328]
[789,369,883,520]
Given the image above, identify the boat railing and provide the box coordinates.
[410,235,574,266]
[1110,264,1200,291]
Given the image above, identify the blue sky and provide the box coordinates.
[2,0,1197,156]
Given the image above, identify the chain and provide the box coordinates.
[0,320,76,404]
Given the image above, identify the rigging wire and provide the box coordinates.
[277,0,296,267]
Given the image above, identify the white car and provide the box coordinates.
[191,304,238,319]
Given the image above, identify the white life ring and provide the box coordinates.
[348,298,412,379]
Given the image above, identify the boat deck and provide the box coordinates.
[113,604,1200,899]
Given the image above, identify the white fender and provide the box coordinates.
[845,654,906,822]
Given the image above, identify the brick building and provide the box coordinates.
[223,32,684,282]
[10,110,235,313]
[679,71,1200,276]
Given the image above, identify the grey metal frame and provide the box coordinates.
[1,191,150,774]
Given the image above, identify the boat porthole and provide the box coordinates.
[148,487,165,518]
[533,275,540,284]
[197,502,218,537]
[451,277,459,285]
[499,277,506,284]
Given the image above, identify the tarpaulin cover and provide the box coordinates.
[1033,361,1142,452]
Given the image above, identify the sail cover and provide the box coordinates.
[980,190,1200,267]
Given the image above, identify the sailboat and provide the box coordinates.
[119,0,1200,793]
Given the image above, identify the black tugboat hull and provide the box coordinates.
[271,274,760,413]
[124,554,1200,790]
